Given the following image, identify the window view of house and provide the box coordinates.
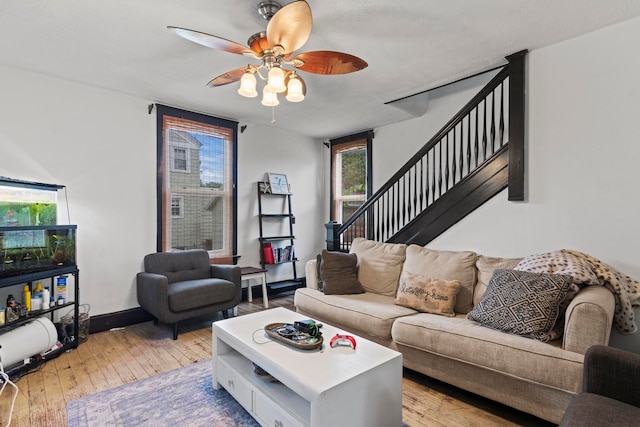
[330,131,373,224]
[157,106,237,262]
[333,145,367,222]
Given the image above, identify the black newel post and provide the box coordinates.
[325,221,341,251]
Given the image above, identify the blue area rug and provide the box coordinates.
[66,360,259,426]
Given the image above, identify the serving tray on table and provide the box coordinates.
[264,322,323,350]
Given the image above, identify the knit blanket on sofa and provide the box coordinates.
[515,249,640,334]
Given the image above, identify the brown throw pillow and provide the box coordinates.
[395,271,461,317]
[319,250,365,295]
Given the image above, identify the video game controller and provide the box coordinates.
[329,334,356,349]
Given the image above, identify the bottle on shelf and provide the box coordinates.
[23,285,31,312]
[56,276,67,303]
[42,286,50,310]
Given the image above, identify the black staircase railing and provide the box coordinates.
[328,64,515,252]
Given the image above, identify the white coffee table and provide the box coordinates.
[212,307,403,427]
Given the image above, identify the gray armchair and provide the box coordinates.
[136,249,241,339]
[560,345,640,426]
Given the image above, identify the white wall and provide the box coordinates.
[372,17,640,351]
[236,122,325,283]
[0,66,157,316]
[0,65,324,317]
[372,71,497,189]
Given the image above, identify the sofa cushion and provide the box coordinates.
[467,269,573,342]
[395,271,461,317]
[294,287,417,341]
[349,238,407,297]
[167,278,237,312]
[402,245,477,314]
[391,312,584,392]
[474,255,523,305]
[318,250,364,295]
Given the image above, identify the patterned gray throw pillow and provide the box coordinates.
[467,269,572,342]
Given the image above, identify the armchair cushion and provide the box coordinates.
[560,393,640,427]
[143,249,212,282]
[168,278,238,312]
[582,345,640,406]
[560,345,640,426]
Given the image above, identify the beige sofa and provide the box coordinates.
[294,238,615,424]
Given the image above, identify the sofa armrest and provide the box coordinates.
[562,285,615,354]
[583,345,640,407]
[305,259,319,290]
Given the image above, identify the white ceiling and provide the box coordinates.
[2,1,640,139]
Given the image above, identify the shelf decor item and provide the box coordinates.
[267,173,289,194]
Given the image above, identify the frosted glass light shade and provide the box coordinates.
[286,76,305,102]
[266,67,286,93]
[238,72,258,97]
[261,86,280,106]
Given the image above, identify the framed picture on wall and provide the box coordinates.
[267,173,289,194]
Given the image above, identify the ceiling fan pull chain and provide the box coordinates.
[271,106,277,124]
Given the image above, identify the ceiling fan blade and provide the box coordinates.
[206,68,246,87]
[266,0,312,55]
[289,51,368,75]
[168,26,253,56]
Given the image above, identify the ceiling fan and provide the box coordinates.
[168,0,368,107]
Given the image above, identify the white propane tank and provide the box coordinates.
[0,317,58,367]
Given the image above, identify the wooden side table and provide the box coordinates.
[234,266,268,316]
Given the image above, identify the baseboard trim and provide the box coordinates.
[89,307,154,334]
[88,282,304,335]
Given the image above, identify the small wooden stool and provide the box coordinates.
[234,266,268,316]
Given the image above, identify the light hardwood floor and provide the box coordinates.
[0,294,552,426]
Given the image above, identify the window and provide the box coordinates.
[171,148,189,172]
[156,105,238,263]
[330,131,373,223]
[171,195,184,218]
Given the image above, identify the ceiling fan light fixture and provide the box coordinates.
[286,74,305,102]
[266,66,287,93]
[261,86,280,106]
[169,1,368,114]
[238,71,258,97]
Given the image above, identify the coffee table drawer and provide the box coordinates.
[217,360,253,411]
[254,390,304,427]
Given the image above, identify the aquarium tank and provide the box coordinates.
[0,225,77,279]
[0,177,76,280]
[0,182,58,226]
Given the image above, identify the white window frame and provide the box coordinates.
[170,147,190,173]
[170,195,184,219]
